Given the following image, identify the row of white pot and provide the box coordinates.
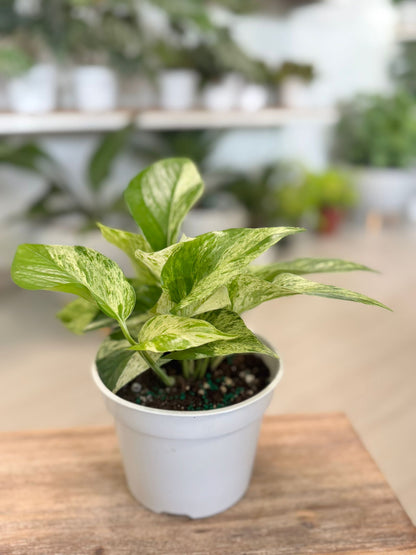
[7,64,118,113]
[5,64,318,114]
[158,70,318,111]
[160,71,270,112]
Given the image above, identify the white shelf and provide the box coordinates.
[0,108,337,135]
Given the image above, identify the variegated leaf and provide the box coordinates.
[131,314,237,353]
[250,257,376,281]
[96,332,165,392]
[169,309,277,360]
[228,272,390,314]
[97,223,156,283]
[11,244,135,324]
[162,227,303,317]
[124,158,203,251]
[56,297,109,334]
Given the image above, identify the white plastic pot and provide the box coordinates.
[7,64,57,114]
[158,70,199,110]
[279,77,312,109]
[92,352,282,518]
[354,167,416,215]
[202,74,244,112]
[73,66,118,112]
[238,83,269,112]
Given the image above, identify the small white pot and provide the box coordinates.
[202,74,244,112]
[238,83,269,112]
[158,70,199,110]
[7,64,57,114]
[92,352,282,518]
[279,77,312,109]
[354,167,416,215]
[73,66,118,112]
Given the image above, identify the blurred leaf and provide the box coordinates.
[88,125,133,191]
[57,297,108,334]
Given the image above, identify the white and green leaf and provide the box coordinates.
[128,280,161,313]
[169,309,277,360]
[228,272,390,314]
[97,223,156,283]
[131,314,237,353]
[96,332,165,392]
[11,244,136,325]
[250,257,376,282]
[161,227,303,316]
[124,158,203,251]
[57,297,109,335]
[134,241,185,280]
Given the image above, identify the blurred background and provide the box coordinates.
[1,0,416,524]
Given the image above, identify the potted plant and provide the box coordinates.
[275,168,358,234]
[334,92,416,216]
[11,157,389,518]
[0,37,57,114]
[194,30,266,112]
[276,60,316,108]
[152,41,200,111]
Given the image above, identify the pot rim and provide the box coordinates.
[92,352,283,419]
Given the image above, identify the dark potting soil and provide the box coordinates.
[116,354,271,411]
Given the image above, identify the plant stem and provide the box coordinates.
[118,320,136,346]
[195,358,209,379]
[182,359,194,379]
[118,320,175,387]
[140,352,175,387]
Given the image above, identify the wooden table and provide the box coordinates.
[1,413,415,555]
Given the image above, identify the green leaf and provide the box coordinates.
[134,242,183,280]
[191,285,231,315]
[228,272,391,313]
[228,274,288,314]
[11,244,136,324]
[57,280,160,335]
[161,227,303,316]
[56,297,107,334]
[250,257,376,281]
[131,314,237,353]
[88,125,133,191]
[128,280,162,314]
[169,309,277,360]
[97,223,156,283]
[124,158,204,251]
[96,333,165,392]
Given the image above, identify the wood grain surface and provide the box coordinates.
[1,413,415,555]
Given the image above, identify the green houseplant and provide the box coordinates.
[11,158,388,518]
[333,91,416,215]
[275,168,357,233]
